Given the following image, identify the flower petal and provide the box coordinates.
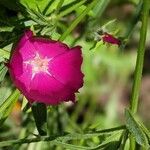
[27,73,75,105]
[50,46,84,92]
[15,30,36,61]
[8,30,84,105]
[31,37,69,59]
[9,51,23,78]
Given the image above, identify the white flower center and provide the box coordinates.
[24,52,52,79]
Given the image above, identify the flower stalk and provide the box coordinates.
[130,0,149,114]
[129,0,149,149]
[0,125,125,147]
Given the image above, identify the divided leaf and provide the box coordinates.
[125,109,149,148]
[137,119,150,141]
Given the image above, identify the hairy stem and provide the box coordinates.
[129,0,149,149]
[130,0,149,114]
[0,125,125,147]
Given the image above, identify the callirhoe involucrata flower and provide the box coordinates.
[8,30,84,105]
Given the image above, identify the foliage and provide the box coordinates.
[0,0,150,149]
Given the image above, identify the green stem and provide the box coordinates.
[129,0,149,149]
[59,0,98,41]
[130,0,149,114]
[0,125,125,147]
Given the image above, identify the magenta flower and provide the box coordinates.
[8,30,84,105]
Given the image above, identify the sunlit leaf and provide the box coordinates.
[58,0,86,18]
[0,87,11,105]
[0,49,10,60]
[0,89,20,126]
[0,64,8,82]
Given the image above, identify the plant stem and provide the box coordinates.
[130,0,149,114]
[59,0,99,41]
[0,125,125,147]
[129,0,149,149]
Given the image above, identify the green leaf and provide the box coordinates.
[21,96,31,113]
[0,89,20,126]
[51,131,121,150]
[125,109,149,148]
[55,0,65,15]
[26,8,48,26]
[0,64,7,82]
[20,0,57,14]
[0,87,12,105]
[58,0,86,18]
[27,8,48,23]
[0,0,20,11]
[59,0,99,41]
[93,0,110,17]
[94,131,122,149]
[31,102,47,136]
[0,129,124,148]
[52,141,89,150]
[137,119,150,141]
[42,0,54,15]
[0,49,10,60]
